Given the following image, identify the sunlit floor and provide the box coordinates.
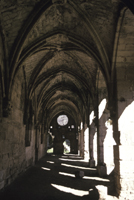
[0,153,117,200]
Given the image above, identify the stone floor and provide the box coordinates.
[0,153,118,200]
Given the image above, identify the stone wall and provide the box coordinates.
[0,67,47,190]
[0,68,26,189]
[114,8,134,199]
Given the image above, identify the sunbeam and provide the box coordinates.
[51,184,89,197]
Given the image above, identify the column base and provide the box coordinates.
[89,159,95,168]
[97,164,107,177]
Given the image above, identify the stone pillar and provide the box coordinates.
[112,8,134,198]
[97,113,107,177]
[53,128,63,154]
[84,123,89,160]
[35,126,39,163]
[80,123,84,158]
[113,100,134,198]
[78,129,81,156]
[89,122,95,167]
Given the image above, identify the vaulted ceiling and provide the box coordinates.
[0,0,129,125]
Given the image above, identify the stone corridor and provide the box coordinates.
[0,153,117,200]
[1,0,134,199]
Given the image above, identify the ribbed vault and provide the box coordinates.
[7,0,117,127]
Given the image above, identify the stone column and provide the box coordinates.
[89,122,95,167]
[80,123,84,158]
[111,7,134,198]
[77,129,80,155]
[35,126,39,163]
[97,112,107,177]
[113,100,134,198]
[84,123,89,160]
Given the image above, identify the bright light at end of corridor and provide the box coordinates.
[51,184,89,197]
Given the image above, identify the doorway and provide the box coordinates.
[63,139,71,154]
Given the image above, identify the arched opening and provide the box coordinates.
[63,139,71,154]
[47,113,78,155]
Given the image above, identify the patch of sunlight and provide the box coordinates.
[61,156,69,158]
[63,139,70,154]
[62,154,79,156]
[99,98,107,119]
[61,163,96,170]
[84,127,89,160]
[59,172,110,182]
[47,148,53,153]
[83,176,110,182]
[41,167,51,171]
[118,101,134,144]
[47,161,54,164]
[59,172,75,177]
[107,165,115,175]
[61,155,82,158]
[59,158,86,162]
[81,122,83,130]
[104,122,115,174]
[51,184,89,197]
[90,111,94,125]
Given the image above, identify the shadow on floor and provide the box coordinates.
[0,153,116,200]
